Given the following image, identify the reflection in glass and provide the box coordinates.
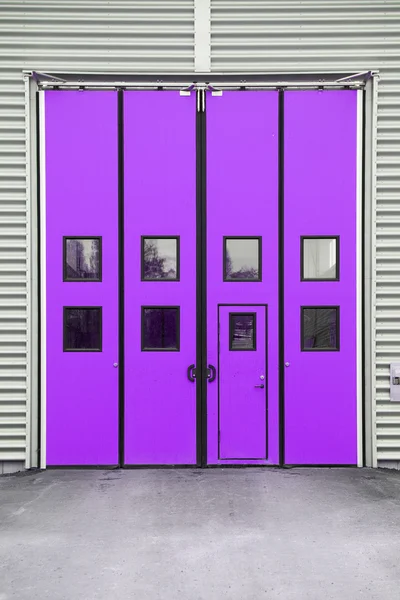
[302,238,337,280]
[225,238,260,281]
[65,238,101,280]
[230,313,256,350]
[143,308,179,350]
[64,308,101,351]
[302,308,338,350]
[143,238,178,280]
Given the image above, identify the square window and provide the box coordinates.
[224,237,261,281]
[64,307,102,351]
[301,307,339,351]
[63,237,102,281]
[230,313,256,351]
[142,307,180,351]
[301,237,339,281]
[142,237,180,281]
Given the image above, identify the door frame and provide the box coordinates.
[217,304,268,461]
[196,96,207,467]
[28,74,373,470]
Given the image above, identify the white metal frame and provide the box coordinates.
[26,72,376,469]
[38,91,47,470]
[370,76,378,468]
[194,0,211,72]
[24,74,32,469]
[24,74,41,469]
[367,76,379,468]
[38,80,366,91]
[357,89,363,467]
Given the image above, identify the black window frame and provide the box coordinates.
[300,235,340,282]
[63,306,103,352]
[63,236,102,282]
[223,236,262,282]
[301,305,340,352]
[141,305,180,352]
[141,236,181,282]
[229,312,257,351]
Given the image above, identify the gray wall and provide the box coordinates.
[209,1,400,466]
[0,0,194,471]
[0,0,399,470]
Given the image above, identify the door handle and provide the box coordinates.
[187,364,196,382]
[207,364,216,383]
[254,384,265,389]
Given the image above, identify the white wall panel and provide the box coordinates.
[211,0,400,465]
[0,0,194,469]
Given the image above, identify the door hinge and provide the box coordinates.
[180,84,195,97]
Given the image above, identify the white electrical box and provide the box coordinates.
[390,363,400,402]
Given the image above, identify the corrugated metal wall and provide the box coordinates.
[0,0,194,468]
[211,0,400,465]
[0,0,399,468]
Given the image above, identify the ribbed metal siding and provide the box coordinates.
[211,0,400,464]
[0,0,194,464]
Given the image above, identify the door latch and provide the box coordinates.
[187,364,196,382]
[207,364,216,383]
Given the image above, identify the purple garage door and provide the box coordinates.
[284,91,358,465]
[43,89,359,467]
[124,92,197,465]
[45,91,119,465]
[206,92,280,465]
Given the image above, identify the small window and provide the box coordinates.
[301,307,339,351]
[64,307,102,351]
[301,237,339,281]
[224,237,261,281]
[142,307,180,351]
[230,313,256,351]
[142,237,180,281]
[63,237,102,281]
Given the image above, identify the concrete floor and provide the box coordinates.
[1,468,400,599]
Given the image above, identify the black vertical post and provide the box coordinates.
[278,89,285,467]
[196,91,207,467]
[118,89,125,467]
[361,88,366,468]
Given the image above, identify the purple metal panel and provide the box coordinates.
[45,91,119,465]
[124,92,197,464]
[219,306,267,460]
[206,92,279,465]
[284,91,358,465]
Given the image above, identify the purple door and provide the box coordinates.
[206,92,279,465]
[45,91,119,465]
[284,91,358,465]
[43,88,359,468]
[219,306,267,459]
[124,92,197,465]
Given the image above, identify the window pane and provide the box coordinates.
[142,308,179,351]
[143,238,179,280]
[302,238,338,280]
[302,308,339,351]
[230,313,256,350]
[224,238,261,281]
[64,308,102,351]
[65,238,101,280]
